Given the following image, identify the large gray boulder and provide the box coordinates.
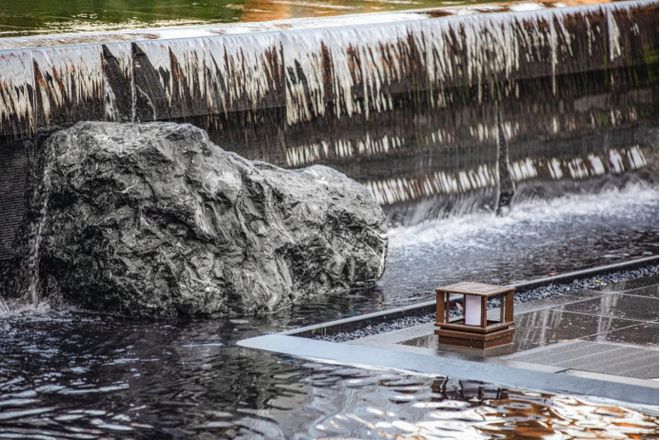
[28,122,387,316]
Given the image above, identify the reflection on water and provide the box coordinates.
[0,0,495,37]
[0,186,658,437]
[0,312,657,438]
[0,0,622,38]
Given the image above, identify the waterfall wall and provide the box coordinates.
[0,0,658,261]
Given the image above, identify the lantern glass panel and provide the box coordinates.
[464,294,482,326]
[484,295,503,324]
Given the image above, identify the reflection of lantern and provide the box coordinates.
[430,378,507,402]
[435,282,514,349]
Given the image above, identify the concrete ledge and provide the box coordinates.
[239,259,659,406]
[237,333,659,406]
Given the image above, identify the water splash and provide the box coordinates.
[0,297,9,315]
[389,183,659,249]
[0,296,53,318]
[495,108,514,215]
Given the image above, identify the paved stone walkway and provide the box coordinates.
[501,277,658,380]
[240,273,659,405]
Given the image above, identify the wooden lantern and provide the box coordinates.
[435,282,514,349]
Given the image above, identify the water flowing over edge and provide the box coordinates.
[389,182,659,248]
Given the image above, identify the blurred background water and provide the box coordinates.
[0,0,503,37]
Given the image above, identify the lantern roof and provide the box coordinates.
[436,282,514,297]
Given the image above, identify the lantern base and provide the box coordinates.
[435,326,514,350]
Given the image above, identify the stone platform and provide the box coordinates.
[359,276,659,381]
[239,263,659,407]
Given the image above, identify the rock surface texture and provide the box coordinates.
[29,122,387,316]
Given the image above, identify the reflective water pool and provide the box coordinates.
[0,0,497,37]
[0,184,658,438]
[1,313,658,438]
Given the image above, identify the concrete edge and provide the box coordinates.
[237,334,659,406]
[283,256,659,337]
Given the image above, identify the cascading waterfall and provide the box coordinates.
[0,0,656,264]
[278,1,656,223]
[0,6,656,436]
[16,138,57,307]
[24,168,52,304]
[2,0,649,146]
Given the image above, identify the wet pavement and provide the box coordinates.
[240,271,659,408]
[377,276,659,381]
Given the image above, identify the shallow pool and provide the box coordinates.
[0,184,658,437]
[0,0,496,37]
[0,318,657,438]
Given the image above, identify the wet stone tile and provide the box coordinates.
[400,308,636,356]
[595,277,659,298]
[615,285,660,299]
[399,334,514,360]
[511,309,634,352]
[402,334,435,349]
[585,322,659,348]
[507,340,658,380]
[560,294,659,322]
[514,292,601,315]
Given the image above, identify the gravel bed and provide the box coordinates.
[316,264,658,343]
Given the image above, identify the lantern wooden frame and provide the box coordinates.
[435,282,515,349]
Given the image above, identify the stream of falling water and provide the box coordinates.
[21,139,57,307]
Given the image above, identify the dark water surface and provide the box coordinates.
[0,0,492,37]
[0,185,658,438]
[1,314,658,438]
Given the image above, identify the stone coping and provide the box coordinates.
[238,333,659,407]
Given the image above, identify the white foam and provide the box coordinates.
[389,184,659,249]
[0,297,54,318]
